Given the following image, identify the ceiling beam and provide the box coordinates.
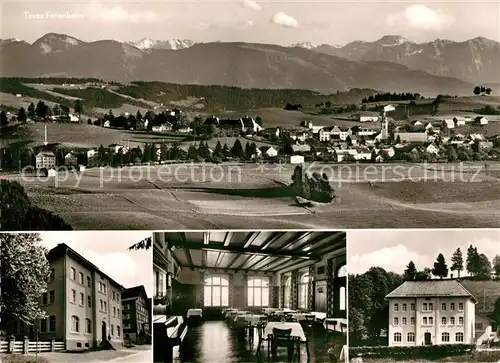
[264,257,292,271]
[278,232,314,251]
[214,251,224,268]
[173,242,311,260]
[227,254,241,269]
[170,251,182,271]
[243,232,261,248]
[235,255,256,270]
[223,232,234,247]
[307,235,346,254]
[184,249,194,270]
[252,256,278,271]
[245,256,268,271]
[268,258,313,273]
[181,265,274,274]
[260,232,287,250]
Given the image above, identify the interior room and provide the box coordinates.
[153,231,347,363]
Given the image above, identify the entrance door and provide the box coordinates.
[314,280,327,312]
[102,322,107,341]
[424,332,432,345]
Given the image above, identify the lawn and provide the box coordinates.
[359,350,500,362]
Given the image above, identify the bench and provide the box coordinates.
[153,316,188,363]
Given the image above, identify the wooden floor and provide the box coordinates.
[178,320,346,363]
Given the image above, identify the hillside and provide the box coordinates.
[313,36,500,87]
[460,279,500,315]
[0,34,476,95]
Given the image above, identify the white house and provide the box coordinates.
[453,117,467,127]
[474,117,488,125]
[410,120,423,127]
[290,155,305,164]
[264,146,278,158]
[319,127,334,142]
[68,113,79,122]
[360,115,379,122]
[425,143,440,155]
[87,149,98,159]
[104,120,111,128]
[64,152,78,167]
[443,119,455,129]
[386,280,479,347]
[36,151,56,170]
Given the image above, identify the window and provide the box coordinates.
[456,332,464,342]
[402,317,407,325]
[407,332,415,342]
[71,316,80,332]
[442,332,450,342]
[428,303,433,311]
[113,291,116,301]
[204,275,229,307]
[423,317,428,325]
[113,307,117,317]
[393,317,399,325]
[458,302,464,311]
[155,271,165,297]
[71,289,76,303]
[340,286,346,312]
[104,301,107,312]
[410,303,415,311]
[458,317,464,325]
[100,299,104,311]
[450,303,456,311]
[42,293,48,305]
[85,319,92,333]
[422,303,427,311]
[442,317,447,325]
[103,284,107,294]
[476,322,484,330]
[41,319,47,333]
[117,308,120,316]
[49,291,55,304]
[88,296,92,308]
[283,276,291,309]
[87,276,91,288]
[450,317,455,325]
[429,317,433,325]
[410,317,415,325]
[402,303,407,311]
[394,303,399,312]
[337,264,347,277]
[441,303,446,311]
[394,332,402,342]
[117,326,121,337]
[99,282,103,292]
[71,267,76,280]
[298,273,309,310]
[49,269,55,282]
[80,293,84,306]
[49,316,56,332]
[336,264,347,313]
[79,272,84,285]
[111,324,114,336]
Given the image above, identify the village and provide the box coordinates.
[1,99,499,176]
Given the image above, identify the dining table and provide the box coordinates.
[264,321,307,342]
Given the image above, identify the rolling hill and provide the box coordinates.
[1,33,476,96]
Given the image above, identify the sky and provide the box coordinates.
[349,230,500,276]
[38,231,153,297]
[1,0,499,45]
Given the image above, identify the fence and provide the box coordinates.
[0,339,65,354]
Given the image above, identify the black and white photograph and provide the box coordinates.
[0,231,153,363]
[152,231,347,362]
[1,1,500,230]
[348,229,500,362]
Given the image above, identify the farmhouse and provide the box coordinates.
[260,146,278,158]
[386,280,491,347]
[122,286,151,344]
[358,112,380,122]
[475,116,489,125]
[64,152,78,167]
[424,143,440,155]
[36,151,56,170]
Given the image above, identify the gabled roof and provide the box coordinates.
[122,285,149,300]
[386,280,477,302]
[36,151,55,157]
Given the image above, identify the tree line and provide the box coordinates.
[362,92,423,103]
[473,86,493,96]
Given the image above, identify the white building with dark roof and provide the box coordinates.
[386,280,479,347]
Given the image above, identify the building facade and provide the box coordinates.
[122,286,151,344]
[35,151,56,170]
[386,280,478,347]
[33,244,124,350]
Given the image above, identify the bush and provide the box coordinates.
[349,344,475,360]
[290,165,335,203]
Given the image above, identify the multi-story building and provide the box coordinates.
[15,243,125,350]
[122,285,151,343]
[386,280,480,347]
[35,151,56,170]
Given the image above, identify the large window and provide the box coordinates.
[247,277,269,307]
[337,264,347,312]
[71,316,80,332]
[298,273,309,310]
[204,275,229,307]
[283,276,291,309]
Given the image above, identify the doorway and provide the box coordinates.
[314,280,327,312]
[101,321,107,341]
[424,332,432,345]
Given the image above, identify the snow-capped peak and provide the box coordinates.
[292,41,317,49]
[378,35,408,46]
[126,38,196,50]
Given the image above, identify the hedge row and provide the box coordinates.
[349,344,475,360]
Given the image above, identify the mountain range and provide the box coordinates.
[1,33,498,95]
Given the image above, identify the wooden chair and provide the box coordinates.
[271,327,294,361]
[340,322,347,333]
[325,319,338,337]
[305,314,315,328]
[255,321,271,360]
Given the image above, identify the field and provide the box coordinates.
[4,162,500,229]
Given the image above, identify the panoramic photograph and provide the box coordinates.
[152,231,347,362]
[1,0,500,230]
[0,231,153,363]
[348,229,500,362]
